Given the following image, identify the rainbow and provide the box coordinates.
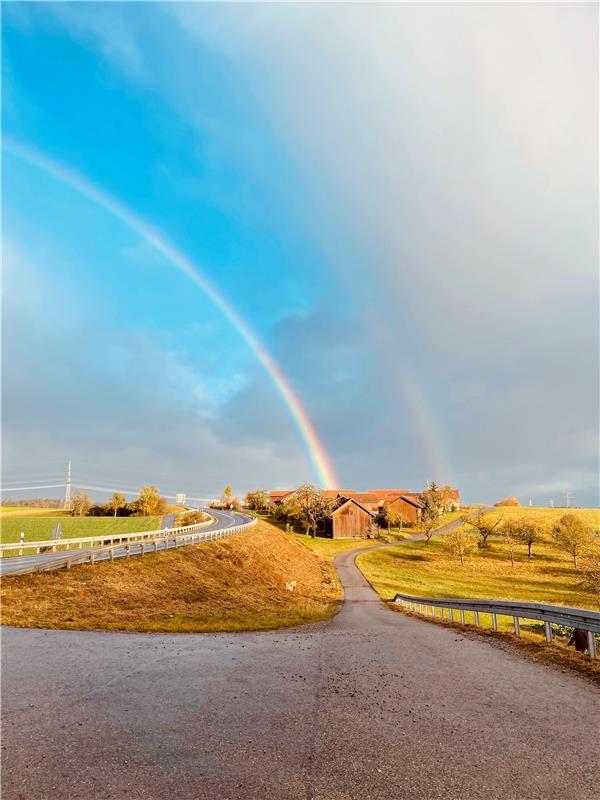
[4,137,338,489]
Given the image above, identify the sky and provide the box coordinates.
[2,2,598,505]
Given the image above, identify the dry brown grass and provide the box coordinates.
[0,521,340,633]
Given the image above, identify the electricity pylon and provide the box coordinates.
[64,461,72,509]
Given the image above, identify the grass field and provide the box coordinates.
[482,506,600,528]
[1,520,340,632]
[357,506,600,611]
[0,514,162,545]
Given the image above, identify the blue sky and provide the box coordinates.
[2,3,598,504]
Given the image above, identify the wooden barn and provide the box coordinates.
[324,497,375,539]
[384,494,424,525]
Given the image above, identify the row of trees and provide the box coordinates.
[70,486,167,518]
[443,512,598,569]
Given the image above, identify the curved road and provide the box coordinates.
[0,508,250,576]
[1,541,599,799]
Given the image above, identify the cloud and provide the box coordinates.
[1,241,312,497]
[4,4,598,503]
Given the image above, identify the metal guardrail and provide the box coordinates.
[0,514,214,557]
[393,591,600,659]
[2,515,257,576]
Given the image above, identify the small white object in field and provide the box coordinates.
[285,580,297,592]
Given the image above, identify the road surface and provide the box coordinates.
[0,509,249,576]
[2,541,598,799]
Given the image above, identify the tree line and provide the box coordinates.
[69,486,167,518]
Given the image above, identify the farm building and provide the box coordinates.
[324,497,375,539]
[383,494,424,525]
[268,490,295,505]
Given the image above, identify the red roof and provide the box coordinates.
[339,492,381,505]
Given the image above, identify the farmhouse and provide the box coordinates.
[324,497,375,539]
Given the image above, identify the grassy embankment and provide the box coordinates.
[1,520,340,632]
[0,514,162,545]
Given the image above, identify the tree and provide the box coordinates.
[509,516,542,558]
[106,492,126,518]
[420,482,444,520]
[502,521,520,567]
[580,553,600,599]
[71,490,91,517]
[419,512,438,545]
[381,505,402,531]
[282,484,332,537]
[438,485,459,511]
[221,485,234,508]
[552,513,595,568]
[245,489,272,512]
[134,485,166,516]
[445,527,476,566]
[467,512,503,549]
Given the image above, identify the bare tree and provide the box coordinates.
[507,516,542,558]
[282,484,332,537]
[552,513,595,568]
[444,528,476,566]
[467,512,503,548]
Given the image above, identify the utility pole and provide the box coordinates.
[64,461,72,510]
[564,490,573,509]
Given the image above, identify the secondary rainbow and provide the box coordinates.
[4,137,338,489]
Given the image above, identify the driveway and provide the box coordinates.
[1,541,598,799]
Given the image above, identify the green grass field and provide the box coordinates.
[0,515,162,545]
[357,506,600,613]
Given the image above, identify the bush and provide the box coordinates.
[495,496,520,507]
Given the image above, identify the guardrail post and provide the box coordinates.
[491,613,498,631]
[459,609,465,624]
[588,631,597,659]
[513,616,521,636]
[474,611,480,626]
[90,552,95,565]
[544,622,553,643]
[66,559,72,570]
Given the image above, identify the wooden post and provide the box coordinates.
[66,560,71,570]
[492,613,498,631]
[544,621,553,643]
[513,616,521,636]
[588,631,597,659]
[90,552,95,565]
[110,549,114,561]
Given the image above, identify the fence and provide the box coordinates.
[393,592,600,659]
[0,515,215,558]
[2,515,257,576]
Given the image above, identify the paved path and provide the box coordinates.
[2,543,599,799]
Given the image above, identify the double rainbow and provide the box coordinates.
[4,138,338,489]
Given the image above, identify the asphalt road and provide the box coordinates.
[2,540,599,800]
[0,509,250,576]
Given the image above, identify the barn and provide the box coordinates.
[383,494,424,525]
[324,497,375,539]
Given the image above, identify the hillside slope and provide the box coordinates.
[1,521,340,632]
